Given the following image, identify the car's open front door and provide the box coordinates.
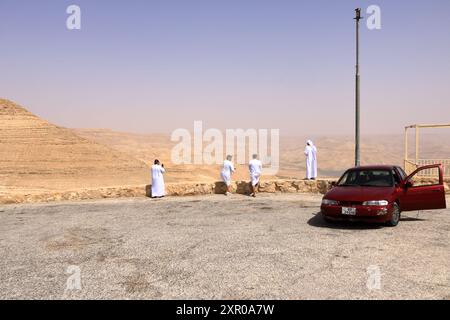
[400,164,447,211]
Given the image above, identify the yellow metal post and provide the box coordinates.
[415,125,419,164]
[404,127,408,170]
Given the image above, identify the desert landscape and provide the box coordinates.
[1,98,449,204]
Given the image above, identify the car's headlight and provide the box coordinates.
[322,199,338,206]
[362,200,389,206]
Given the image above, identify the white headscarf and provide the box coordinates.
[307,140,317,154]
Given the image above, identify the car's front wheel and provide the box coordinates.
[386,202,400,227]
[322,213,333,224]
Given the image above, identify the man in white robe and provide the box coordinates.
[221,155,235,196]
[304,140,317,180]
[249,154,262,197]
[151,159,166,198]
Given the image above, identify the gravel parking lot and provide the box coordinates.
[0,194,449,300]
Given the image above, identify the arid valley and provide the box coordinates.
[1,98,449,203]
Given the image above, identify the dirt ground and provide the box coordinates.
[0,194,448,300]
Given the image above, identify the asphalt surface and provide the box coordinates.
[0,194,449,300]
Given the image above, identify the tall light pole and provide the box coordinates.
[354,8,363,167]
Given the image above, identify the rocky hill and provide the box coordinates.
[0,99,149,195]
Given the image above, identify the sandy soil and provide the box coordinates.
[0,99,149,194]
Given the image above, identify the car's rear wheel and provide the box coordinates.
[386,202,400,227]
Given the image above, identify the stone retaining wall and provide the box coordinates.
[1,178,448,205]
[0,180,333,204]
[159,180,333,197]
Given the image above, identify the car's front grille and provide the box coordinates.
[338,201,363,206]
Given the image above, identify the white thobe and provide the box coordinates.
[311,145,317,178]
[221,160,235,186]
[249,159,262,186]
[151,164,166,197]
[304,145,317,179]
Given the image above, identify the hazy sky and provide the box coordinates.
[1,0,449,135]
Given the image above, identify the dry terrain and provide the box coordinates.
[0,99,149,196]
[1,98,449,202]
[0,99,449,300]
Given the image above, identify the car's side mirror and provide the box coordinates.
[330,181,337,188]
[404,181,413,189]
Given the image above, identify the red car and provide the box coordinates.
[321,164,447,226]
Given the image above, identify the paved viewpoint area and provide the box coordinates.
[0,194,449,300]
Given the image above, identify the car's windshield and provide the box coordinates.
[337,169,394,187]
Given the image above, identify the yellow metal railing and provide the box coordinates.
[416,159,450,177]
[404,159,418,175]
[404,123,450,177]
[404,159,450,177]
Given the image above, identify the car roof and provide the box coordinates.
[347,165,397,171]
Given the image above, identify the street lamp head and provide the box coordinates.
[354,8,363,21]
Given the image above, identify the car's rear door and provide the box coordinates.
[400,164,447,211]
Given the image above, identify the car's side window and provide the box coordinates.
[392,170,401,185]
[396,167,407,181]
[409,167,441,187]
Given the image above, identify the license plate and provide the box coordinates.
[342,207,356,215]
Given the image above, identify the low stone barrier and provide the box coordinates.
[1,178,448,205]
[147,179,334,197]
[0,179,333,204]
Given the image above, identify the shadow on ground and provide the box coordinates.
[308,212,428,229]
[307,212,383,230]
[399,216,427,222]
